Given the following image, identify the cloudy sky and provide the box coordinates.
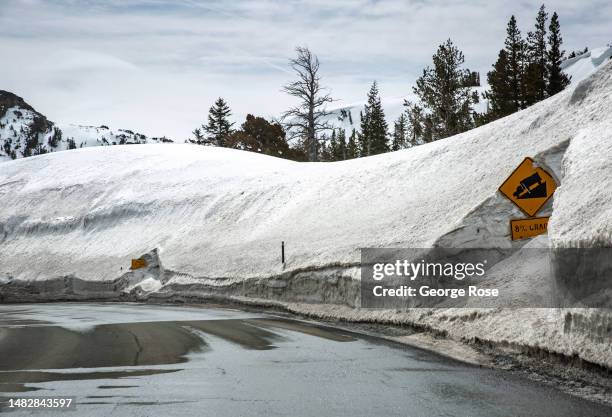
[1,0,610,140]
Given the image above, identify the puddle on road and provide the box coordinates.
[0,369,180,393]
[0,318,357,372]
[0,384,43,393]
[181,319,284,350]
[250,318,356,342]
[0,310,51,326]
[0,322,206,371]
[390,367,462,373]
[0,316,358,393]
[0,319,50,326]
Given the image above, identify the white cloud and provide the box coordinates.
[0,0,609,139]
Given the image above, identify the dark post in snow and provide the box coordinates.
[281,241,285,265]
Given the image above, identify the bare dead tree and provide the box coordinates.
[282,46,333,162]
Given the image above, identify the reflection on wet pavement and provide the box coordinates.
[250,318,356,342]
[182,319,283,350]
[0,369,180,393]
[0,313,357,396]
[0,317,356,374]
[0,322,205,371]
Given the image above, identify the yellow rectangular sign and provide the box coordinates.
[131,258,147,270]
[510,217,550,241]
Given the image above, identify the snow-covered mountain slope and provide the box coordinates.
[0,91,173,161]
[0,91,60,159]
[323,46,612,131]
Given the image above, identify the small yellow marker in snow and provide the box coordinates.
[499,157,557,217]
[131,258,147,270]
[510,216,550,241]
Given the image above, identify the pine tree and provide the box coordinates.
[203,97,234,146]
[504,16,525,111]
[483,49,514,121]
[190,127,205,144]
[347,129,358,159]
[333,129,347,160]
[329,129,346,161]
[404,101,425,145]
[358,110,368,156]
[568,47,588,59]
[48,127,62,148]
[523,5,549,105]
[360,81,389,155]
[413,39,475,141]
[391,114,407,151]
[327,130,338,161]
[547,12,570,96]
[423,115,434,143]
[319,135,331,161]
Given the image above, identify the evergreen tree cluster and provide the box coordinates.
[403,39,478,144]
[226,114,306,161]
[188,5,572,163]
[481,5,570,123]
[187,99,306,161]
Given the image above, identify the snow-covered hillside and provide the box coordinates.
[1,60,611,281]
[562,46,612,83]
[0,91,173,161]
[1,55,612,370]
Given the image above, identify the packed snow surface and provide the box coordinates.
[1,54,612,371]
[561,46,612,85]
[1,60,612,284]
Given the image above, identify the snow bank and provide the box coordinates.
[1,60,612,369]
[1,62,611,285]
[0,84,583,282]
[561,46,612,84]
[549,63,612,248]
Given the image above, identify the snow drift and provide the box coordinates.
[1,60,612,369]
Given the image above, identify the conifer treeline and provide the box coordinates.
[188,4,571,162]
[480,5,570,124]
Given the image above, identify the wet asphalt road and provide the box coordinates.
[0,303,610,417]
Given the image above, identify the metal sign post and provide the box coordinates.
[281,241,285,265]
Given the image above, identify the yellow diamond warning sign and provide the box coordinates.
[499,157,557,217]
[510,216,549,240]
